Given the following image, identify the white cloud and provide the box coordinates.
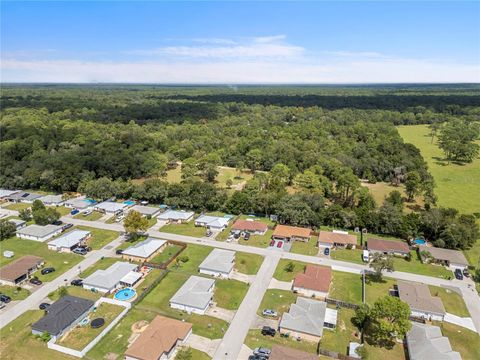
[253,35,287,43]
[192,38,237,45]
[323,51,389,58]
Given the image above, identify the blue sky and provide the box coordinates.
[2,1,479,83]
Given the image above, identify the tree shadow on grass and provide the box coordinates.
[365,274,387,285]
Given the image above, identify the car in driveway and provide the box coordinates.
[29,278,42,285]
[83,210,93,216]
[70,209,80,215]
[463,268,470,277]
[52,220,63,226]
[262,309,277,317]
[253,347,271,357]
[73,247,87,255]
[324,247,330,256]
[243,232,251,240]
[454,269,464,280]
[41,267,55,275]
[0,294,12,303]
[71,279,83,286]
[233,230,241,239]
[261,326,276,336]
[39,303,50,310]
[249,355,268,360]
[276,241,283,248]
[116,249,124,255]
[269,240,275,247]
[62,223,74,231]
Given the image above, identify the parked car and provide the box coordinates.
[362,249,369,262]
[262,309,277,317]
[70,209,80,215]
[116,249,124,255]
[233,230,241,239]
[83,210,93,216]
[0,294,12,303]
[62,223,73,231]
[29,278,42,285]
[276,241,283,248]
[206,230,213,237]
[39,303,50,310]
[52,220,63,226]
[249,355,268,360]
[71,279,83,286]
[269,240,275,247]
[73,247,87,255]
[454,269,464,280]
[463,268,470,277]
[77,245,92,252]
[41,267,55,275]
[324,247,330,256]
[244,232,251,240]
[0,302,5,309]
[253,347,271,357]
[261,326,276,336]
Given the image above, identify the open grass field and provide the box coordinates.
[244,329,319,355]
[392,251,452,279]
[429,286,470,317]
[48,284,102,302]
[0,236,82,282]
[149,243,183,264]
[330,271,363,305]
[0,285,30,300]
[213,278,249,310]
[361,181,423,211]
[73,211,103,221]
[398,125,480,265]
[50,206,72,216]
[235,251,263,275]
[257,289,298,318]
[331,249,365,264]
[320,308,360,355]
[160,219,208,237]
[57,303,124,350]
[438,322,480,360]
[4,202,31,211]
[184,348,211,360]
[75,225,118,249]
[168,243,213,273]
[365,276,396,305]
[272,259,308,282]
[290,236,319,256]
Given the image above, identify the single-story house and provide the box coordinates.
[0,255,44,286]
[157,209,195,224]
[8,218,26,230]
[293,264,332,299]
[94,201,128,215]
[269,345,319,360]
[231,219,268,235]
[64,197,95,210]
[406,322,461,360]
[38,194,64,206]
[318,230,357,249]
[367,237,410,257]
[194,215,230,231]
[418,245,469,270]
[16,224,62,242]
[47,230,91,252]
[125,315,192,360]
[272,225,311,242]
[122,237,167,262]
[198,248,235,278]
[31,295,95,340]
[6,191,43,203]
[170,275,215,315]
[129,205,161,218]
[82,262,140,293]
[0,189,20,199]
[397,280,445,321]
[279,297,337,342]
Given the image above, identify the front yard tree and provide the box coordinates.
[369,253,394,280]
[0,219,16,240]
[123,210,148,238]
[19,208,32,221]
[31,200,60,225]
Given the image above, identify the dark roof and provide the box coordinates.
[31,296,94,336]
[270,345,318,360]
[0,256,43,282]
[367,237,410,253]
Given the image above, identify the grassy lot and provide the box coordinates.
[74,211,103,221]
[0,285,30,300]
[0,236,82,282]
[149,244,184,264]
[273,259,308,282]
[235,251,263,275]
[136,271,229,339]
[146,216,157,228]
[161,220,208,237]
[290,236,319,256]
[216,167,254,188]
[52,206,71,216]
[4,202,31,211]
[165,166,182,183]
[438,321,480,360]
[167,243,213,274]
[0,310,73,360]
[214,279,249,310]
[57,303,124,350]
[74,225,118,249]
[186,348,211,360]
[257,289,298,318]
[105,216,116,224]
[48,285,103,302]
[245,329,318,354]
[392,251,452,279]
[365,276,396,305]
[331,249,365,264]
[429,286,470,317]
[361,181,423,211]
[364,343,406,360]
[238,229,273,248]
[330,271,363,305]
[79,257,119,278]
[320,308,360,354]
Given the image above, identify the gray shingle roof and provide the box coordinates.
[280,297,329,337]
[17,224,62,238]
[94,201,127,212]
[406,323,462,360]
[122,237,167,258]
[48,230,90,249]
[38,194,64,204]
[158,209,194,221]
[31,295,94,336]
[419,245,468,266]
[83,262,137,291]
[8,191,43,201]
[170,276,214,310]
[397,281,445,315]
[199,248,235,274]
[129,205,161,216]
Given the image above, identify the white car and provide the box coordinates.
[83,210,93,216]
[262,309,277,317]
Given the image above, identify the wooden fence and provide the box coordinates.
[144,240,187,269]
[326,298,360,310]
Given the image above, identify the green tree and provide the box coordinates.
[33,207,60,225]
[123,210,149,237]
[175,347,193,360]
[385,190,403,209]
[369,253,394,280]
[0,219,16,240]
[284,261,295,273]
[438,120,480,163]
[79,177,118,201]
[19,208,32,221]
[269,163,290,189]
[32,199,46,213]
[181,158,198,180]
[405,171,421,202]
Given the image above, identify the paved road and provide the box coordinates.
[213,254,281,360]
[0,236,123,328]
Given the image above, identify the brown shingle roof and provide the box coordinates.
[293,265,332,293]
[270,345,319,360]
[273,225,311,239]
[125,315,192,360]
[231,219,268,232]
[397,281,445,315]
[418,245,468,266]
[318,231,357,245]
[367,237,410,254]
[0,255,43,282]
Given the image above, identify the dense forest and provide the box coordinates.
[1,85,479,250]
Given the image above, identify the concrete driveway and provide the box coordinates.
[268,278,292,290]
[184,334,221,358]
[206,304,236,322]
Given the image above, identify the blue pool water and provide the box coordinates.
[85,199,96,204]
[123,200,135,205]
[114,288,136,301]
[414,239,426,245]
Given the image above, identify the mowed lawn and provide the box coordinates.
[75,225,118,249]
[330,271,363,305]
[79,257,119,278]
[257,289,298,318]
[273,259,308,282]
[361,181,423,211]
[398,125,480,265]
[160,219,208,237]
[320,308,360,355]
[439,321,480,360]
[0,236,82,282]
[149,243,184,264]
[429,286,470,317]
[245,329,319,355]
[365,277,396,305]
[73,211,103,221]
[0,285,30,300]
[235,252,264,275]
[4,202,31,211]
[214,278,249,310]
[290,236,319,256]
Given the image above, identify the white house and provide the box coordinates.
[194,215,230,231]
[129,205,161,218]
[169,276,215,315]
[16,224,62,242]
[121,237,167,262]
[8,218,26,230]
[157,209,195,224]
[397,281,446,321]
[198,249,235,278]
[94,201,128,215]
[64,197,95,210]
[0,189,21,199]
[7,191,43,203]
[38,194,64,206]
[47,230,91,252]
[82,262,140,293]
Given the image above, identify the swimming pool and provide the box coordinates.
[114,288,136,301]
[123,200,136,205]
[414,238,426,245]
